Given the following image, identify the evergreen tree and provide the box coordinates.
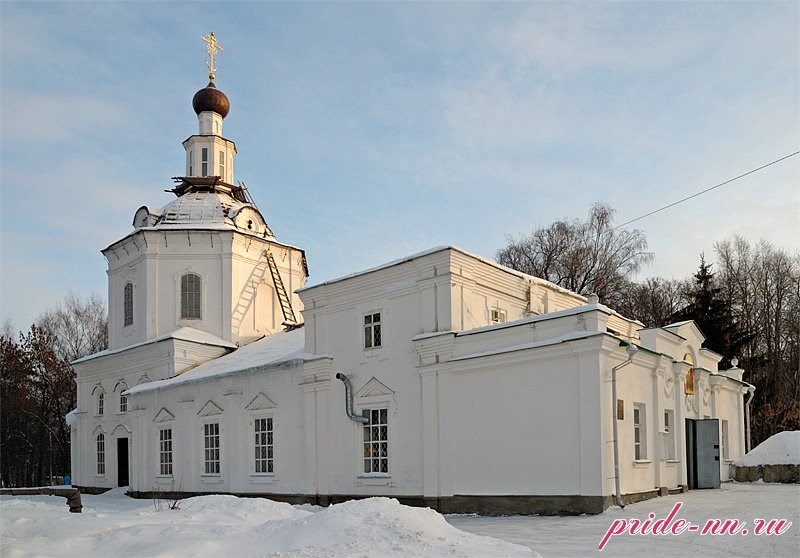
[671,255,752,369]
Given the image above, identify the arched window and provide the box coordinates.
[123,283,134,327]
[115,381,129,413]
[97,392,105,416]
[96,434,106,475]
[181,273,202,319]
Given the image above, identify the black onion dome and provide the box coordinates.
[192,82,230,118]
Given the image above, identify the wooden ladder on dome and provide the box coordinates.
[265,249,300,330]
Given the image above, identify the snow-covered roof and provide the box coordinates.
[72,327,236,365]
[298,246,586,301]
[412,300,642,341]
[157,192,250,227]
[450,331,606,362]
[125,328,316,395]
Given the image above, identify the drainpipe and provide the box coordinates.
[745,385,755,453]
[335,373,370,424]
[612,343,638,508]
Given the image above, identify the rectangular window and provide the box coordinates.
[364,312,382,349]
[721,420,729,460]
[181,273,202,320]
[663,409,676,460]
[363,408,388,474]
[97,392,104,416]
[96,434,105,475]
[203,422,220,475]
[188,150,193,176]
[119,394,128,414]
[491,307,507,324]
[201,148,208,176]
[123,283,133,327]
[159,428,173,476]
[254,417,274,474]
[633,403,647,460]
[218,150,225,178]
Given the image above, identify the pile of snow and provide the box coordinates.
[735,430,800,466]
[0,490,538,557]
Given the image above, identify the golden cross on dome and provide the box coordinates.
[202,32,223,82]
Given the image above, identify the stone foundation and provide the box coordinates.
[731,464,800,483]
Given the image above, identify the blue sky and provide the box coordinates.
[1,1,798,331]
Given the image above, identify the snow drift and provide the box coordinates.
[0,490,539,557]
[732,430,800,483]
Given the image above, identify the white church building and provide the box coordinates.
[68,40,751,514]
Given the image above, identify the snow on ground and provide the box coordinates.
[0,489,537,558]
[2,483,797,557]
[735,430,800,466]
[449,483,800,558]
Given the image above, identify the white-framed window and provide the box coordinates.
[123,282,133,327]
[633,403,647,460]
[97,392,105,416]
[721,419,729,460]
[115,382,129,414]
[201,148,208,176]
[181,273,202,320]
[254,417,274,474]
[663,409,676,460]
[218,150,225,178]
[490,307,507,324]
[96,433,106,475]
[159,428,173,476]
[363,408,389,474]
[364,312,382,349]
[203,422,220,475]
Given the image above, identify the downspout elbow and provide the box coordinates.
[336,373,370,424]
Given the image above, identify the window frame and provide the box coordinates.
[662,409,676,461]
[363,312,382,350]
[123,282,134,327]
[97,391,105,416]
[202,421,221,476]
[96,433,106,476]
[158,427,174,477]
[201,147,208,177]
[114,381,129,414]
[361,407,390,476]
[721,419,729,460]
[633,402,647,461]
[490,307,507,324]
[180,273,202,320]
[252,415,274,475]
[218,149,225,179]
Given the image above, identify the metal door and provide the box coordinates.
[686,419,720,489]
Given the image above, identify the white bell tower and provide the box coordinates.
[182,32,237,183]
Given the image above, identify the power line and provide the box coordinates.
[614,151,799,229]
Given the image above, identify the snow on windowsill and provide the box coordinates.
[632,460,652,468]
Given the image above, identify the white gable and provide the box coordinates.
[153,408,175,423]
[245,392,278,411]
[197,400,224,417]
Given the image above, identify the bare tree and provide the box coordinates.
[614,277,688,327]
[37,292,107,363]
[714,237,800,445]
[497,203,653,303]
